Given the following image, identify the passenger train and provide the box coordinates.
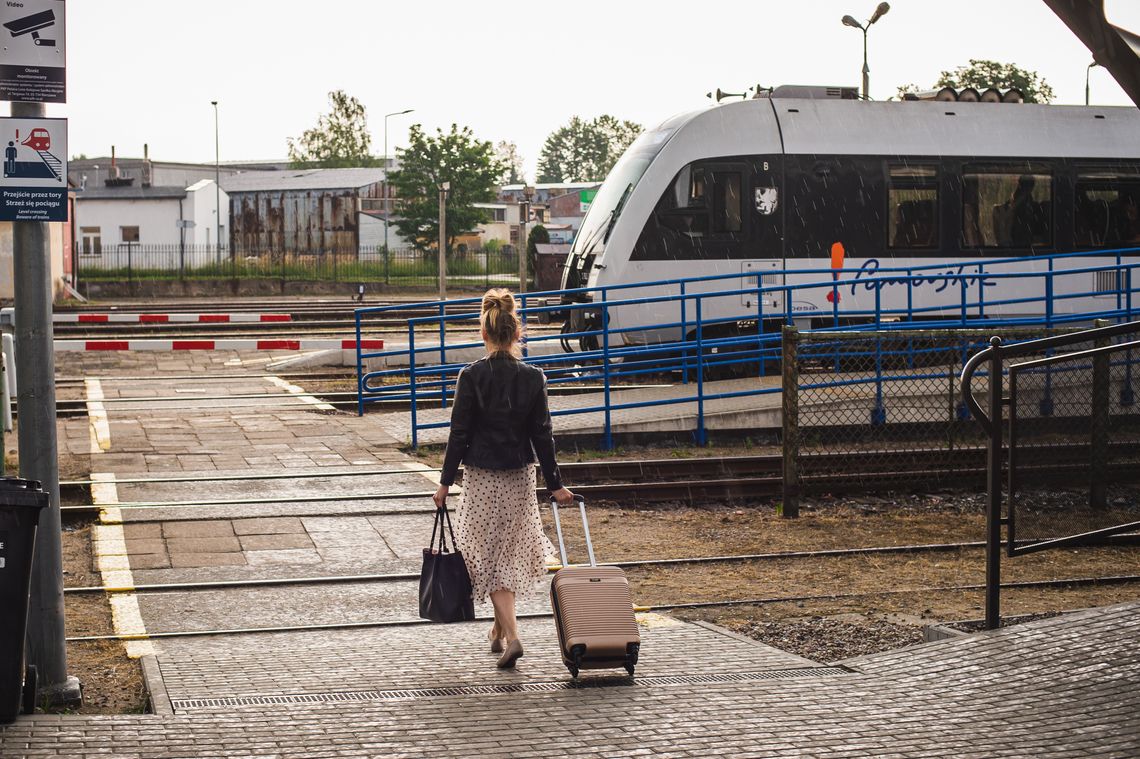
[559,86,1140,348]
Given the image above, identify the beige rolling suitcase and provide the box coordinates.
[549,495,640,678]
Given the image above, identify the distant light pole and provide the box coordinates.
[1086,61,1100,106]
[211,100,220,262]
[439,181,450,302]
[518,185,534,292]
[842,2,890,100]
[384,108,414,255]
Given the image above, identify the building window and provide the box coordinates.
[1074,168,1140,247]
[80,227,101,256]
[120,226,140,243]
[962,165,1052,249]
[888,165,938,248]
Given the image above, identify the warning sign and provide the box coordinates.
[0,0,65,103]
[0,116,66,221]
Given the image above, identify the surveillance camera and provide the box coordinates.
[4,10,56,46]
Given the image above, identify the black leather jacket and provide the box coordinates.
[440,353,563,491]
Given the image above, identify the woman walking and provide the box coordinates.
[433,288,574,669]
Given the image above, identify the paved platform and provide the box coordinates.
[4,348,1133,757]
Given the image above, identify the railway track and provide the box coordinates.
[56,445,1139,512]
[63,573,1140,642]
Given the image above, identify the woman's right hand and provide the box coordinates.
[552,487,575,505]
[432,484,449,510]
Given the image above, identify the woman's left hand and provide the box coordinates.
[432,485,449,509]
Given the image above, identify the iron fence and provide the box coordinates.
[74,244,525,289]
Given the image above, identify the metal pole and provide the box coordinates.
[212,101,220,265]
[984,337,1003,630]
[383,109,414,258]
[862,28,869,100]
[438,183,448,302]
[11,100,80,704]
[518,198,528,293]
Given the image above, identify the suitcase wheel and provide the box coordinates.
[625,663,635,677]
[569,666,579,679]
[22,665,37,715]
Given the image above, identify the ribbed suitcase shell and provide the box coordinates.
[549,497,640,676]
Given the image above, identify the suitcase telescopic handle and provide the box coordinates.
[549,494,596,568]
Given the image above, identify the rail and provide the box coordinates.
[356,248,1140,448]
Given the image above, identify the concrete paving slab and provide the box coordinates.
[161,520,235,538]
[246,549,324,567]
[168,552,248,569]
[165,536,242,554]
[232,517,306,535]
[127,553,171,570]
[366,513,430,559]
[301,516,376,533]
[237,533,315,551]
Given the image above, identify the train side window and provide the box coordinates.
[1074,169,1140,247]
[713,172,742,233]
[962,165,1052,249]
[888,165,938,249]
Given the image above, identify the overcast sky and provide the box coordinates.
[59,0,1140,179]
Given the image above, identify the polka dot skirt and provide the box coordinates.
[454,464,556,603]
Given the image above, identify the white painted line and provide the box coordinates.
[85,380,154,657]
[85,379,111,452]
[265,375,336,411]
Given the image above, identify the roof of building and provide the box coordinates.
[220,167,387,193]
[501,182,600,191]
[76,185,188,201]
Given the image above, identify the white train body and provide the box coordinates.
[561,93,1140,345]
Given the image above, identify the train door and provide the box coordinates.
[740,156,784,313]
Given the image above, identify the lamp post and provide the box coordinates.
[211,100,220,263]
[518,185,534,292]
[1086,61,1100,106]
[384,108,414,255]
[439,182,450,302]
[842,2,890,100]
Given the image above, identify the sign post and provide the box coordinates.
[2,0,79,707]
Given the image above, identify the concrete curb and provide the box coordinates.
[139,655,173,716]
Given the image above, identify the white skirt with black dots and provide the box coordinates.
[454,464,556,603]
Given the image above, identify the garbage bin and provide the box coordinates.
[0,477,48,723]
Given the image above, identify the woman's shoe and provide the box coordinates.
[488,627,504,654]
[496,639,524,669]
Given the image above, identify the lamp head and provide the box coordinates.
[842,15,863,29]
[210,100,217,106]
[869,2,889,24]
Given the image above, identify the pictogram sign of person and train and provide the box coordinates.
[3,125,62,181]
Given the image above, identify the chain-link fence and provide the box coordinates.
[1007,331,1140,552]
[75,244,524,290]
[778,326,1096,515]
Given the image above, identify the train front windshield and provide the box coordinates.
[570,128,673,262]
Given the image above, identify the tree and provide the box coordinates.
[526,224,550,281]
[537,115,643,183]
[495,141,525,185]
[387,123,506,251]
[897,60,1055,103]
[287,90,378,168]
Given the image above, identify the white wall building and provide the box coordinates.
[75,180,229,271]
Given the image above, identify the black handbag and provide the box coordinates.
[419,504,476,623]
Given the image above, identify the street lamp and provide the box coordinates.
[842,2,890,100]
[1086,61,1100,106]
[211,100,220,262]
[383,108,414,255]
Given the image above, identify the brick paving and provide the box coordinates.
[2,603,1137,757]
[9,349,1132,756]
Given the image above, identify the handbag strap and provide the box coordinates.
[433,503,460,554]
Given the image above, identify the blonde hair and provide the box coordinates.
[481,288,522,356]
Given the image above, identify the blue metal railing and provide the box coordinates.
[355,248,1140,447]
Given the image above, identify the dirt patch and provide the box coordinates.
[718,615,926,663]
[58,522,148,715]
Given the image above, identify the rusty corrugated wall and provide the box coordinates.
[229,181,384,254]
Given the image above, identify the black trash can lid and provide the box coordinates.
[0,477,48,508]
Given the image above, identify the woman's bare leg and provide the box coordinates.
[490,589,518,641]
